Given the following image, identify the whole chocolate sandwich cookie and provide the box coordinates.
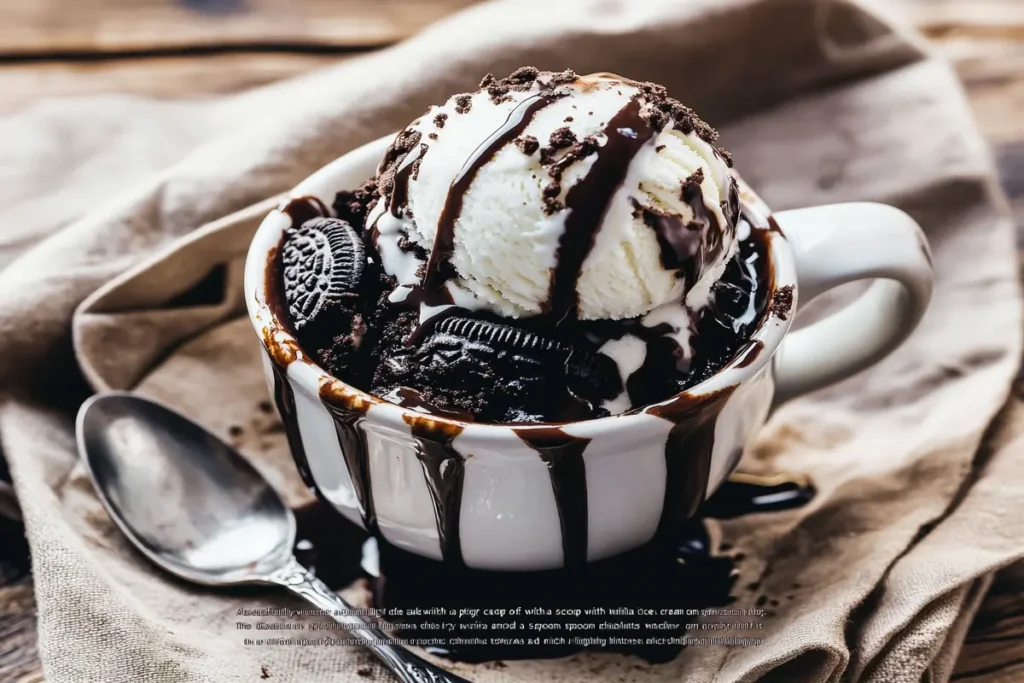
[278,68,768,424]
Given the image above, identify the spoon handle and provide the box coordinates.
[270,558,472,683]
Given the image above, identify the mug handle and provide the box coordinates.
[770,202,934,405]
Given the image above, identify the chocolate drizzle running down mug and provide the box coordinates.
[245,129,933,572]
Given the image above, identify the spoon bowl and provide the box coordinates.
[78,392,295,585]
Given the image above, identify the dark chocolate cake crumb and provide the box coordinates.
[541,182,563,215]
[546,69,579,88]
[410,145,427,180]
[332,178,379,233]
[771,285,794,320]
[376,128,422,198]
[549,127,577,149]
[540,180,565,206]
[515,135,539,155]
[535,132,601,215]
[681,168,705,199]
[564,116,574,122]
[509,66,540,85]
[487,86,512,104]
[544,198,565,215]
[717,147,734,167]
[656,144,666,152]
[428,132,438,140]
[396,235,425,257]
[433,112,448,128]
[477,66,565,105]
[629,79,718,142]
[454,95,473,114]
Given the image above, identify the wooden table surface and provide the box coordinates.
[2,1,1024,681]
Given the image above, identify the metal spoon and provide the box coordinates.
[77,391,470,683]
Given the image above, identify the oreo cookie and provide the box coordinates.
[430,317,571,360]
[411,317,618,422]
[281,217,365,331]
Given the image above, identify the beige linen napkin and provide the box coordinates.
[2,0,1023,681]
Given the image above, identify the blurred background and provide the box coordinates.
[1,0,1023,681]
[2,0,1021,232]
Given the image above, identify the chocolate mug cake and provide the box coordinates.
[245,68,933,579]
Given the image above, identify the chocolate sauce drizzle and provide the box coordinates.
[640,170,727,294]
[641,208,704,289]
[271,364,315,490]
[403,415,467,566]
[388,145,425,217]
[281,195,329,228]
[392,386,474,420]
[548,97,655,322]
[647,389,735,542]
[321,400,378,536]
[514,428,590,570]
[424,93,561,293]
[735,340,765,368]
[682,172,725,265]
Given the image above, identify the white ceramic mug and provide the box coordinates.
[244,135,933,571]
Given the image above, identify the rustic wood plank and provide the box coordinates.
[954,587,1024,681]
[0,0,477,57]
[0,53,342,114]
[0,509,36,683]
[0,580,40,683]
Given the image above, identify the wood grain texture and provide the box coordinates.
[2,0,1024,682]
[0,580,41,683]
[0,53,342,114]
[0,0,478,56]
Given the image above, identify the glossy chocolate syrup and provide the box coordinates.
[320,397,378,537]
[646,389,735,542]
[700,473,816,519]
[735,340,765,369]
[641,208,704,290]
[270,365,315,489]
[387,145,425,217]
[548,97,655,322]
[403,414,467,567]
[513,427,590,570]
[281,195,329,228]
[639,168,725,294]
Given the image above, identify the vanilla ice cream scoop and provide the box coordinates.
[368,68,739,323]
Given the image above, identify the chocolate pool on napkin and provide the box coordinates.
[1,0,1022,682]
